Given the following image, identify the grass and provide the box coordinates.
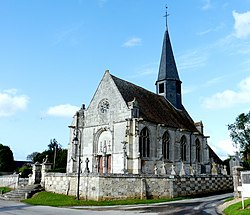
[22,191,184,207]
[0,187,12,194]
[224,197,234,203]
[224,198,250,215]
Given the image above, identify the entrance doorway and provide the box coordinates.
[98,155,111,173]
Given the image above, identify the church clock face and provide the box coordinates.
[98,99,110,114]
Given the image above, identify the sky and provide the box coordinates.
[0,0,250,161]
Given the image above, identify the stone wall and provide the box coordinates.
[0,174,19,189]
[44,173,233,200]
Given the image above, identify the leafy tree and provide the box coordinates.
[228,111,250,161]
[26,152,39,162]
[0,144,15,172]
[27,139,67,172]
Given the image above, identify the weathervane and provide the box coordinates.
[164,5,170,29]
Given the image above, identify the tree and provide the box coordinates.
[26,138,68,172]
[26,152,39,162]
[0,144,15,172]
[228,111,250,161]
[18,164,32,178]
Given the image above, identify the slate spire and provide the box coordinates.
[155,7,182,109]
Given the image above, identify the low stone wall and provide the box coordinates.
[0,174,19,189]
[173,175,233,197]
[44,173,233,200]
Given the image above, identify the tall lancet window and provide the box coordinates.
[195,139,201,162]
[180,136,187,161]
[162,131,170,160]
[139,127,150,157]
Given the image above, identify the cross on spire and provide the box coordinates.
[164,5,170,29]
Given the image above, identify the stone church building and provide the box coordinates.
[67,21,220,177]
[0,13,232,201]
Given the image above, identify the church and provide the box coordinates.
[66,15,221,177]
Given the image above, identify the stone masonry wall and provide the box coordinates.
[0,174,19,189]
[44,173,233,200]
[173,176,233,197]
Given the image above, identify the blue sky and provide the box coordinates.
[1,0,250,161]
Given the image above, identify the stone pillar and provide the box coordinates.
[41,162,52,187]
[233,166,244,197]
[103,153,107,174]
[30,162,42,185]
[133,152,141,174]
[122,141,128,174]
[140,178,147,199]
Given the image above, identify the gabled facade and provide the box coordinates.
[67,21,214,176]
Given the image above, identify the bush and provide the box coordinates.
[18,165,32,178]
[0,187,11,194]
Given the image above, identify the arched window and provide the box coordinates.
[139,127,150,157]
[195,139,201,162]
[162,131,170,160]
[180,136,187,161]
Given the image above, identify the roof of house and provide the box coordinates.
[111,74,199,132]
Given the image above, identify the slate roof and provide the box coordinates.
[157,29,180,82]
[111,74,199,132]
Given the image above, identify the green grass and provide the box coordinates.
[224,198,250,215]
[224,197,234,203]
[22,191,184,207]
[0,187,12,194]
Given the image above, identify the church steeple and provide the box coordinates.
[155,7,182,110]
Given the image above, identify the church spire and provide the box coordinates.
[155,7,182,110]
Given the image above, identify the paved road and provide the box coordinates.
[0,193,232,215]
[118,193,232,215]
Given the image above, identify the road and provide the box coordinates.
[120,193,232,214]
[0,193,232,215]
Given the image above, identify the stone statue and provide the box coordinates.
[211,162,218,175]
[179,162,186,176]
[170,164,176,176]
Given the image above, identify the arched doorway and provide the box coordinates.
[97,130,112,173]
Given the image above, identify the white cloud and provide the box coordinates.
[0,89,29,117]
[210,138,238,160]
[178,50,208,70]
[53,23,83,46]
[202,76,250,109]
[233,10,250,39]
[122,37,142,48]
[205,76,225,87]
[197,23,225,36]
[129,63,157,78]
[201,0,212,11]
[197,28,212,36]
[46,104,80,118]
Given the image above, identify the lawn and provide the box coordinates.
[0,187,12,194]
[22,191,184,207]
[224,198,250,215]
